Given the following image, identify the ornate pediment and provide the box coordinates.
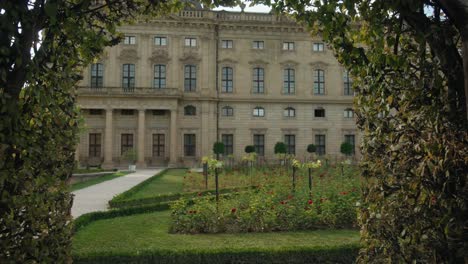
[149,49,171,63]
[118,49,139,61]
[180,51,201,63]
[310,61,329,68]
[280,60,299,67]
[248,59,269,66]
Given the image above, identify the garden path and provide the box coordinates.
[71,169,163,218]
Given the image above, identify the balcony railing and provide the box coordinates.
[77,86,181,97]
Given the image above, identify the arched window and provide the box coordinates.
[222,106,234,116]
[184,105,196,116]
[253,106,265,117]
[344,108,354,118]
[283,107,296,117]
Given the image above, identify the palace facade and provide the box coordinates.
[75,9,359,168]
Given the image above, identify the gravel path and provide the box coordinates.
[71,169,163,218]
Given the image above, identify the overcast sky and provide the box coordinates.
[213,3,271,13]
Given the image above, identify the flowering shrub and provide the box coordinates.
[170,168,360,234]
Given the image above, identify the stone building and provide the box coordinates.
[75,8,359,168]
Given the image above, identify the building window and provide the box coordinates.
[252,67,264,94]
[89,133,101,157]
[344,108,354,118]
[252,40,264,49]
[314,108,325,118]
[222,134,234,155]
[121,133,133,155]
[184,134,196,156]
[343,70,353,96]
[221,67,233,93]
[152,110,166,116]
[123,36,136,45]
[221,40,233,49]
[154,36,167,46]
[222,106,234,116]
[253,134,265,156]
[153,64,166,89]
[313,42,324,52]
[315,134,326,155]
[253,106,265,117]
[283,42,295,50]
[90,63,104,88]
[184,65,196,92]
[284,134,296,154]
[314,69,325,95]
[344,134,356,155]
[122,64,135,90]
[283,107,296,117]
[184,105,196,116]
[121,109,135,115]
[89,109,103,115]
[152,134,165,157]
[283,68,295,94]
[185,37,197,47]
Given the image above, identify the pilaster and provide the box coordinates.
[102,108,114,169]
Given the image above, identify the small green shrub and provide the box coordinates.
[244,145,255,153]
[340,142,353,156]
[307,144,317,153]
[274,142,287,154]
[213,142,225,155]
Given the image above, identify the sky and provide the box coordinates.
[213,3,271,13]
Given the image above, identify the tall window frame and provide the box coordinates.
[222,134,234,155]
[284,134,296,154]
[152,134,165,157]
[153,64,166,89]
[314,69,325,95]
[184,134,196,157]
[90,63,104,88]
[253,134,265,156]
[221,67,233,93]
[283,68,295,94]
[315,134,326,155]
[121,133,134,155]
[252,67,265,94]
[89,133,102,158]
[122,64,135,90]
[343,70,353,96]
[184,65,197,92]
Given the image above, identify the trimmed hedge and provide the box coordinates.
[73,245,360,264]
[73,203,171,233]
[109,185,257,209]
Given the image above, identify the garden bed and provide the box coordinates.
[72,210,360,264]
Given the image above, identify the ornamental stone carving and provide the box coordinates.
[118,49,139,61]
[149,49,170,63]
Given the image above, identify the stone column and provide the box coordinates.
[169,109,178,167]
[103,108,114,169]
[137,109,146,168]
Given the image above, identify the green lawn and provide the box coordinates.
[70,172,129,192]
[123,169,186,200]
[72,210,359,257]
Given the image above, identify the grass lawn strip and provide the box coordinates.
[72,210,359,263]
[70,172,129,192]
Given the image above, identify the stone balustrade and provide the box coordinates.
[77,86,181,97]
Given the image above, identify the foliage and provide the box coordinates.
[213,142,225,155]
[121,148,138,164]
[257,0,468,262]
[339,142,353,156]
[307,144,316,153]
[73,210,360,264]
[244,145,256,153]
[170,166,361,234]
[274,142,287,154]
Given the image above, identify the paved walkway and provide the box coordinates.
[71,169,163,218]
